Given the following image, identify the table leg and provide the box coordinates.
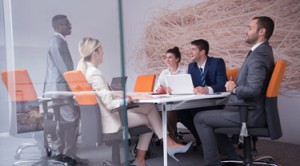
[162,103,167,166]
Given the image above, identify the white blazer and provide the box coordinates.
[84,62,122,133]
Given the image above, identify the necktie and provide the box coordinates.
[199,68,206,87]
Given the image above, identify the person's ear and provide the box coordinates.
[259,28,266,37]
[200,49,206,55]
[92,51,97,58]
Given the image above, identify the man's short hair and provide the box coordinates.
[52,14,67,29]
[253,16,274,40]
[191,39,209,56]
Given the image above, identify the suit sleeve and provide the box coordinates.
[235,56,267,98]
[48,38,69,75]
[210,59,227,92]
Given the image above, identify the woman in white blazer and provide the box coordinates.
[76,37,191,166]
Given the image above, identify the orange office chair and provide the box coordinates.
[215,60,287,166]
[64,70,151,166]
[133,74,156,92]
[226,68,239,81]
[1,69,64,165]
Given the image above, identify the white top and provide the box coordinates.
[154,64,188,91]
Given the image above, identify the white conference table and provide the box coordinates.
[137,92,230,166]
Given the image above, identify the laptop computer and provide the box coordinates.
[166,74,194,95]
[110,76,127,91]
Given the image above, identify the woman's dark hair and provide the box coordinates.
[166,46,181,62]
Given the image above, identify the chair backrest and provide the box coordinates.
[226,68,239,81]
[265,60,287,139]
[1,69,42,134]
[1,69,38,102]
[64,70,104,146]
[133,74,156,92]
[63,70,98,105]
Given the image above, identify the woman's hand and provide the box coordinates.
[155,85,167,94]
[165,87,172,94]
[126,96,134,104]
[129,93,153,101]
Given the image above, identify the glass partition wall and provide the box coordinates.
[1,0,130,165]
[0,0,9,133]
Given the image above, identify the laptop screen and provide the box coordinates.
[110,76,127,91]
[166,74,194,95]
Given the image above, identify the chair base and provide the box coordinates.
[14,159,66,166]
[221,155,280,166]
[15,143,38,159]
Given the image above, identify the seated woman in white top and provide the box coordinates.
[76,37,191,166]
[154,47,187,141]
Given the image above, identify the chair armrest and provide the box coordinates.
[111,103,139,113]
[111,103,140,126]
[226,102,256,123]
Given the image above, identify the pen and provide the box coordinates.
[230,76,232,82]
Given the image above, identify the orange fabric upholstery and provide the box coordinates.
[133,74,156,92]
[1,69,37,102]
[226,68,239,81]
[266,60,287,98]
[63,70,98,105]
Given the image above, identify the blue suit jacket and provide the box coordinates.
[188,57,227,92]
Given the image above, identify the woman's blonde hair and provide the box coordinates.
[77,37,101,73]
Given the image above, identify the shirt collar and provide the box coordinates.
[168,64,184,74]
[198,59,207,70]
[251,41,265,51]
[55,32,66,41]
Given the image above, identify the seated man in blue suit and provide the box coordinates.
[177,39,227,145]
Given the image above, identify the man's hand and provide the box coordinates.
[194,86,209,94]
[225,81,236,93]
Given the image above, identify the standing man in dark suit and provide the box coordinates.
[177,39,227,145]
[43,14,81,165]
[193,16,275,166]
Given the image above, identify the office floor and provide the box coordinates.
[1,131,300,166]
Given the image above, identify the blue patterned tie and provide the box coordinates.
[199,68,206,87]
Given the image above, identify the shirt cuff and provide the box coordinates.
[119,99,128,106]
[208,86,214,94]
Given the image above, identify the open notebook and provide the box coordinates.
[166,74,194,95]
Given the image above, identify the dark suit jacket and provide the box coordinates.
[188,57,227,93]
[226,41,274,126]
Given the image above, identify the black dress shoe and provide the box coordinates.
[221,162,241,166]
[62,155,77,166]
[52,154,65,161]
